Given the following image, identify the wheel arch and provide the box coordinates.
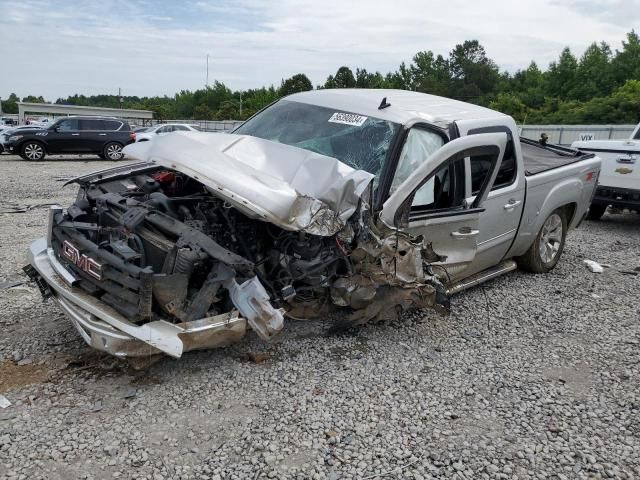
[20,138,49,154]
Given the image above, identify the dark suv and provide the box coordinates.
[3,116,135,161]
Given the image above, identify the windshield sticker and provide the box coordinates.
[328,112,368,127]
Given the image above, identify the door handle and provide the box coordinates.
[451,228,480,238]
[71,133,80,136]
[98,133,107,136]
[616,156,635,164]
[504,199,522,210]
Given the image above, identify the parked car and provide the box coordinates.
[135,123,202,142]
[3,116,134,160]
[572,123,640,219]
[0,125,46,154]
[25,89,600,360]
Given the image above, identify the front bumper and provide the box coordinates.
[592,186,640,210]
[27,237,247,358]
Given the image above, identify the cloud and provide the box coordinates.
[0,0,637,100]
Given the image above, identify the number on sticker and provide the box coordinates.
[328,112,368,127]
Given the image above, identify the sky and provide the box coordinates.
[0,0,639,101]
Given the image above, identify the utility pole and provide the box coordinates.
[118,88,123,109]
[206,54,209,87]
[0,96,3,115]
[239,91,242,117]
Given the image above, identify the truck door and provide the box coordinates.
[455,122,526,275]
[380,131,507,282]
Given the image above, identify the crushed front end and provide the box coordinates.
[27,161,448,359]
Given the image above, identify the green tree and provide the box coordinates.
[1,93,19,113]
[410,51,450,96]
[572,42,613,101]
[509,62,545,109]
[279,73,313,96]
[546,47,578,99]
[489,93,527,122]
[355,68,387,88]
[325,66,356,88]
[21,95,46,103]
[448,40,500,103]
[611,31,640,86]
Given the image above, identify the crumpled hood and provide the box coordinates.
[123,132,374,236]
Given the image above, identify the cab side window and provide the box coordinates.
[470,139,515,194]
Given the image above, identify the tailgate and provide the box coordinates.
[596,149,640,190]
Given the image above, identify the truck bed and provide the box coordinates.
[521,138,593,176]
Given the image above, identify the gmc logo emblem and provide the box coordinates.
[61,240,103,280]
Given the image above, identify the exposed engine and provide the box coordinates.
[49,164,446,346]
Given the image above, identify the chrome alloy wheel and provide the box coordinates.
[106,143,123,160]
[538,213,563,264]
[24,143,44,160]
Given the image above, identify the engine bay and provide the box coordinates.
[49,164,447,349]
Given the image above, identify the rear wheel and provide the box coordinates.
[586,204,607,221]
[21,141,46,161]
[517,210,567,273]
[103,142,124,161]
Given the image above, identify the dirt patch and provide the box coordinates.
[0,359,52,393]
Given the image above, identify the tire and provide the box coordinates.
[21,141,46,161]
[103,142,124,161]
[517,209,567,273]
[586,204,607,221]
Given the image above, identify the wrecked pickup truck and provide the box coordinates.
[26,89,600,360]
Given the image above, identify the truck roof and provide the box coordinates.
[287,89,508,127]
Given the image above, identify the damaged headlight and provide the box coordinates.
[9,135,23,142]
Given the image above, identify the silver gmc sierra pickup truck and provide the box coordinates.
[25,89,601,360]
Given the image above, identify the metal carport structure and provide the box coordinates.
[17,102,153,125]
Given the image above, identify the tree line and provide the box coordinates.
[3,31,640,124]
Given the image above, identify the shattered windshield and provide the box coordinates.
[234,100,400,180]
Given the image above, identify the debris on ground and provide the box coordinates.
[0,202,59,214]
[247,351,272,364]
[0,394,11,408]
[583,259,604,273]
[0,280,25,290]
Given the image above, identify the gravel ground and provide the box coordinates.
[0,154,639,480]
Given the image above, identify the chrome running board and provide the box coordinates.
[446,259,517,295]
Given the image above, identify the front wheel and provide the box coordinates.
[517,210,567,273]
[103,142,124,161]
[21,141,46,161]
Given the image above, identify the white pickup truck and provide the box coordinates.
[572,124,640,219]
[26,89,601,360]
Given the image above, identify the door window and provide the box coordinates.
[411,158,466,210]
[173,125,189,131]
[391,127,465,211]
[57,119,78,131]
